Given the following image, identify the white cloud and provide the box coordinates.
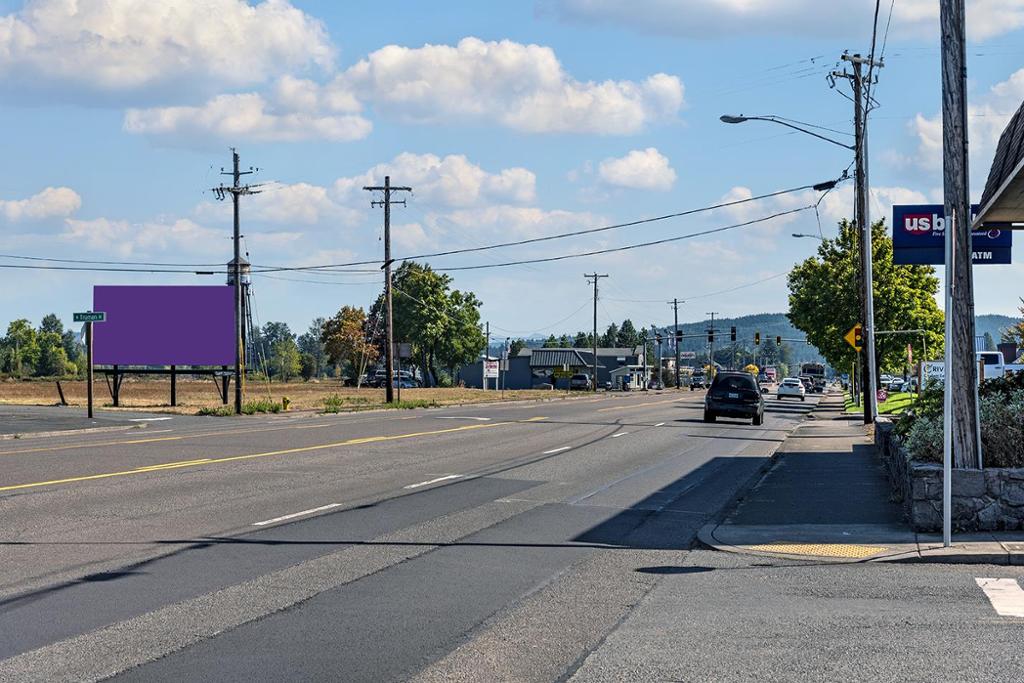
[124,92,372,144]
[334,37,683,134]
[61,217,222,257]
[906,67,1024,176]
[597,148,676,191]
[0,187,81,221]
[717,183,929,239]
[437,205,604,241]
[0,0,334,95]
[197,182,363,227]
[541,0,1024,41]
[334,153,537,207]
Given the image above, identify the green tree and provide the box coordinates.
[270,338,302,380]
[1,319,40,377]
[321,306,376,385]
[617,319,640,348]
[298,317,327,379]
[983,331,997,352]
[573,331,592,348]
[508,338,527,358]
[369,261,485,385]
[542,334,560,348]
[601,323,619,347]
[1000,299,1024,346]
[787,219,944,373]
[36,330,74,376]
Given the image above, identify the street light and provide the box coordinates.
[719,114,854,150]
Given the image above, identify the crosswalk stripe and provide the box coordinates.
[976,578,1024,617]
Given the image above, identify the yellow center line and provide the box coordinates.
[0,418,551,493]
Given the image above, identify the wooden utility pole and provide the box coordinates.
[669,298,682,389]
[836,52,882,424]
[585,274,608,392]
[941,0,981,544]
[364,176,412,403]
[212,149,262,415]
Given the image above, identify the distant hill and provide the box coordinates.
[977,314,1022,345]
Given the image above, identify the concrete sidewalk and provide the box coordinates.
[699,392,1024,565]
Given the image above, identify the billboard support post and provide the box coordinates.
[170,365,176,407]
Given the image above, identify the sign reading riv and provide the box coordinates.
[892,204,1012,265]
[92,285,235,366]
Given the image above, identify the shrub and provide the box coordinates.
[242,398,282,414]
[197,405,233,417]
[897,386,1024,468]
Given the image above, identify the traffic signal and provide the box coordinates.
[853,326,863,348]
[730,326,737,342]
[675,330,682,341]
[776,335,782,346]
[754,332,761,346]
[656,334,663,344]
[707,331,714,344]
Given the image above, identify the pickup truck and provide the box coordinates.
[923,352,1024,385]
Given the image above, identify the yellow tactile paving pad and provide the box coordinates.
[747,542,888,558]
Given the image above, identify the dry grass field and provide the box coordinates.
[0,378,574,414]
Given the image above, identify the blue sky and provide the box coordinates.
[1,0,1023,340]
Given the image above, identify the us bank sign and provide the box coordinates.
[892,204,1012,265]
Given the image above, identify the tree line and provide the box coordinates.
[1,315,83,378]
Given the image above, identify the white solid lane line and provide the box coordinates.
[128,417,173,422]
[403,474,463,489]
[435,416,491,421]
[976,578,1024,617]
[253,503,344,527]
[654,422,666,427]
[543,446,571,454]
[611,432,629,438]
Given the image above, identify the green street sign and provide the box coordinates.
[74,311,106,323]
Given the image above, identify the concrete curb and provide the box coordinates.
[0,423,140,441]
[691,396,828,554]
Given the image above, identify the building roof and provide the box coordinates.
[528,348,604,368]
[977,98,1024,225]
[517,346,641,359]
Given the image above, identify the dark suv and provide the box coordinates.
[703,371,765,425]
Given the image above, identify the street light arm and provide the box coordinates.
[722,115,854,150]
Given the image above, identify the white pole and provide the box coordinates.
[943,213,955,547]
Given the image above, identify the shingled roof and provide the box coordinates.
[977,98,1024,225]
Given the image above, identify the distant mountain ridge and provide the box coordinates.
[519,312,1023,366]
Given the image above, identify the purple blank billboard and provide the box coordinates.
[93,285,235,366]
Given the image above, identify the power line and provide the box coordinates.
[0,253,224,267]
[432,206,814,272]
[0,263,216,274]
[251,179,836,274]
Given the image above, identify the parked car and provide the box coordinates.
[887,378,906,392]
[689,374,708,390]
[703,371,765,425]
[798,376,813,392]
[777,377,806,401]
[569,373,593,390]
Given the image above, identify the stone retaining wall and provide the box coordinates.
[875,418,1024,532]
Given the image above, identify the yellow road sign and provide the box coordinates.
[844,324,863,352]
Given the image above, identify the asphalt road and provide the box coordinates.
[1,390,1021,681]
